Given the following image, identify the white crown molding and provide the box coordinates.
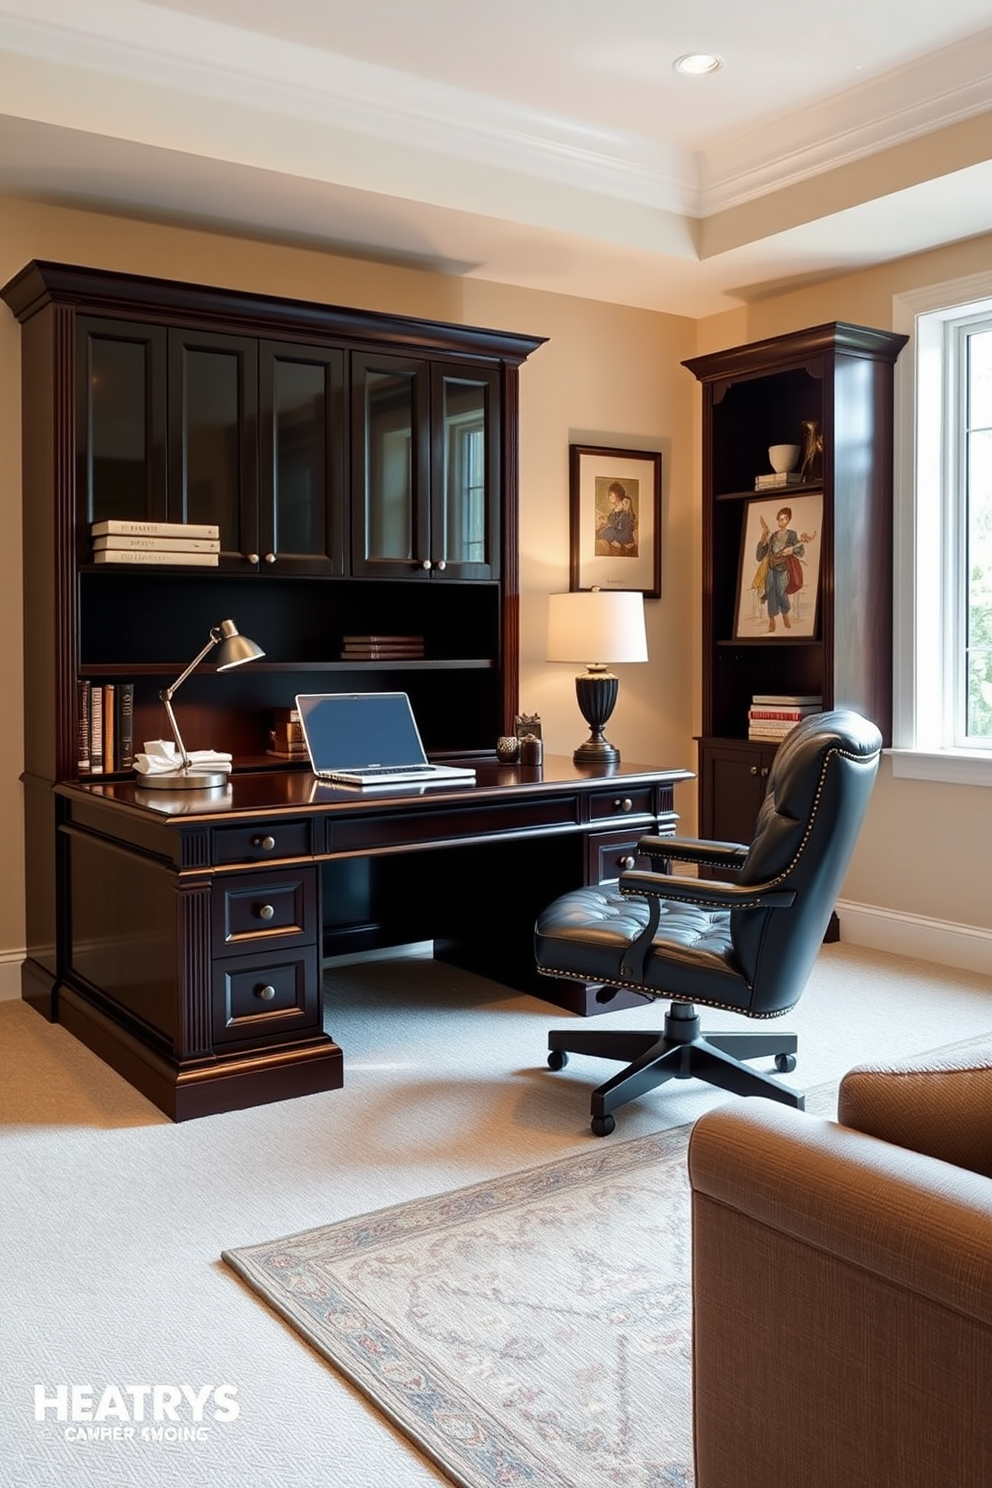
[3,0,992,227]
[699,27,992,213]
[0,0,698,211]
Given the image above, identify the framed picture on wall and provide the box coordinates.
[734,491,823,639]
[569,444,662,597]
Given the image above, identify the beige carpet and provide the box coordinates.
[3,943,992,1488]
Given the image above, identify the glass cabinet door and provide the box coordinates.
[258,342,345,575]
[433,365,499,580]
[351,353,431,578]
[167,328,258,566]
[77,318,167,539]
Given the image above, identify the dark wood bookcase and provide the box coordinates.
[2,261,545,1006]
[683,322,907,845]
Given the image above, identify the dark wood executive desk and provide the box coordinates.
[50,756,692,1120]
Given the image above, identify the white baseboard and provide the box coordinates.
[836,900,992,976]
[0,952,23,1001]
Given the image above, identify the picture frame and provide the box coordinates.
[733,491,823,640]
[569,444,662,597]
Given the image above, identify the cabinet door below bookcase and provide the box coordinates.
[698,738,776,848]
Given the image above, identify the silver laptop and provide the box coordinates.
[295,692,477,788]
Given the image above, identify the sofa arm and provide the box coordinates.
[838,1041,992,1178]
[688,1100,992,1488]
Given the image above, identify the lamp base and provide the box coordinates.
[573,670,622,767]
[137,768,232,790]
[573,738,620,767]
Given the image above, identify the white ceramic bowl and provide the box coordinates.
[768,443,800,474]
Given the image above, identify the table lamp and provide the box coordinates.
[546,589,647,765]
[142,618,265,790]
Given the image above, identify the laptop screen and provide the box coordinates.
[295,693,429,771]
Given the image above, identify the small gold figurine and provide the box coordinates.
[799,420,823,483]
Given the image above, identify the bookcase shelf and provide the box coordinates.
[78,658,495,677]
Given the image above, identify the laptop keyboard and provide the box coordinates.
[352,765,427,777]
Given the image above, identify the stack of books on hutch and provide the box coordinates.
[340,634,425,660]
[266,707,307,759]
[754,471,804,491]
[748,694,822,742]
[90,520,220,566]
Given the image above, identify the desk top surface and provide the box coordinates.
[59,756,693,824]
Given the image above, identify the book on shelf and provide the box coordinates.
[266,746,309,759]
[93,548,220,567]
[90,685,104,773]
[77,681,92,774]
[750,693,822,706]
[103,683,115,774]
[748,706,822,721]
[90,519,219,540]
[341,647,425,660]
[93,534,221,553]
[117,682,134,770]
[341,635,424,644]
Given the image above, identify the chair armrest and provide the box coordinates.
[618,868,795,911]
[838,1042,992,1178]
[637,834,749,872]
[689,1101,992,1488]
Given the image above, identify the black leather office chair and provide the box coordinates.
[535,710,882,1134]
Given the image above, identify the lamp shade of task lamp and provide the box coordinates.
[546,589,647,765]
[142,618,265,790]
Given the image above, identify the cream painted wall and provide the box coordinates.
[698,232,992,935]
[0,196,698,968]
[3,194,990,975]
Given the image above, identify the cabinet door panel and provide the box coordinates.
[433,364,499,580]
[259,342,345,575]
[77,318,167,534]
[167,329,258,566]
[698,740,773,847]
[351,352,430,578]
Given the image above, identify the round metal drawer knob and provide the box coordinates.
[436,559,447,571]
[421,559,432,570]
[256,904,276,921]
[264,552,277,564]
[619,855,637,870]
[252,834,276,850]
[615,797,633,812]
[246,552,260,565]
[255,984,277,1002]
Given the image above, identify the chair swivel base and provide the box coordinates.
[547,1001,805,1136]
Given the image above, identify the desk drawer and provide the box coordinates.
[212,819,312,865]
[212,868,317,955]
[587,787,655,822]
[587,829,655,885]
[212,947,321,1045]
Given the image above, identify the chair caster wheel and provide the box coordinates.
[775,1053,797,1073]
[548,1049,568,1070]
[591,1114,616,1137]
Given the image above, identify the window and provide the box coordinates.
[892,274,992,785]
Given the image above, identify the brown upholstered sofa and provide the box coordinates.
[687,1042,992,1488]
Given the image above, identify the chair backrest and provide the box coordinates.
[730,709,882,1014]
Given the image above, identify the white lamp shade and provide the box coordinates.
[547,590,648,665]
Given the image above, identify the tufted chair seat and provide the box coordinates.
[534,710,883,1134]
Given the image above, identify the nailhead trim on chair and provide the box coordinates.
[534,963,796,1017]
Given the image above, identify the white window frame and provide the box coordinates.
[891,271,992,787]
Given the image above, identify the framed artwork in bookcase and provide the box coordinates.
[734,491,822,640]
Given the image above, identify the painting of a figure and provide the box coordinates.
[734,492,822,639]
[594,477,639,557]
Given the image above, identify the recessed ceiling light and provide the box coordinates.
[673,53,723,77]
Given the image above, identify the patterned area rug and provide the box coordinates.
[223,1085,834,1488]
